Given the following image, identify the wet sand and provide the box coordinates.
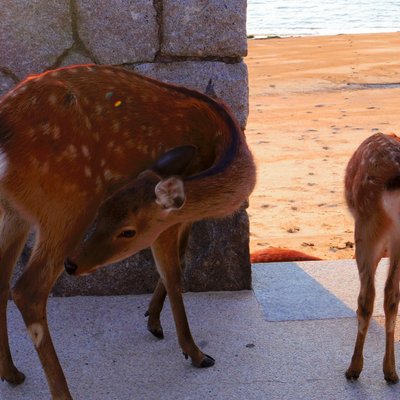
[246,32,400,260]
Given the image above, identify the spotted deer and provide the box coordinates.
[345,132,400,384]
[0,65,256,399]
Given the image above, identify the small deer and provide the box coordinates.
[345,132,400,384]
[0,65,256,399]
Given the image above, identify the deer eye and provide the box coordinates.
[117,230,136,239]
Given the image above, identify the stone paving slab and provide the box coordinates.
[1,260,399,400]
[253,259,389,321]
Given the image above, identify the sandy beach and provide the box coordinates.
[246,32,400,260]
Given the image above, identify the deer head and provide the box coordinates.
[65,145,196,275]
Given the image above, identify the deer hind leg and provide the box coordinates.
[382,236,400,384]
[0,205,30,384]
[145,223,192,340]
[346,219,385,381]
[151,223,214,368]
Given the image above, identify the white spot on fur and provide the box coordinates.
[95,176,103,193]
[67,144,77,159]
[84,166,92,177]
[28,323,44,347]
[81,145,90,158]
[104,169,113,181]
[41,162,49,174]
[85,117,92,130]
[0,149,8,179]
[41,123,51,135]
[53,126,60,140]
[95,104,103,115]
[114,146,124,156]
[48,94,57,105]
[112,121,120,133]
[17,85,28,94]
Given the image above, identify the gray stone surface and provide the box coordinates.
[253,262,356,321]
[0,74,16,97]
[2,261,400,399]
[185,209,251,292]
[162,0,247,57]
[134,61,249,128]
[75,0,158,64]
[253,259,390,321]
[60,51,94,68]
[2,1,251,296]
[0,0,73,79]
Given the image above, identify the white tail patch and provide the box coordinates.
[28,323,44,347]
[382,191,400,225]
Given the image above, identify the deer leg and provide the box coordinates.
[145,223,192,340]
[11,241,74,400]
[151,224,214,368]
[346,220,383,380]
[11,209,97,400]
[145,280,167,339]
[0,207,30,384]
[383,241,400,384]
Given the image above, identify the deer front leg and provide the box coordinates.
[145,223,192,340]
[0,209,30,385]
[151,224,214,368]
[12,247,73,400]
[346,221,382,381]
[382,246,400,384]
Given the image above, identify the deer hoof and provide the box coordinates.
[384,371,399,384]
[148,326,164,340]
[1,370,26,385]
[199,354,215,368]
[145,311,164,339]
[345,369,360,381]
[191,353,215,368]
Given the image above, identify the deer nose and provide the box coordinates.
[64,258,78,275]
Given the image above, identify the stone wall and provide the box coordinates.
[1,0,251,295]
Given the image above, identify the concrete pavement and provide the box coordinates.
[1,259,400,399]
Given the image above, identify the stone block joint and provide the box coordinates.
[153,0,164,61]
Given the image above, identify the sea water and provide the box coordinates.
[247,0,400,37]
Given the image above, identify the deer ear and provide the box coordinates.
[151,145,197,178]
[154,177,185,211]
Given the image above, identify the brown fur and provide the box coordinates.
[0,65,256,399]
[250,247,322,263]
[345,132,400,383]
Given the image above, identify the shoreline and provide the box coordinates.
[245,32,400,260]
[247,31,400,40]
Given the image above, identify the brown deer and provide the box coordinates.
[250,247,322,263]
[0,64,256,399]
[345,132,400,384]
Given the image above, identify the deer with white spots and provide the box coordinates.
[0,65,256,400]
[345,132,400,384]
